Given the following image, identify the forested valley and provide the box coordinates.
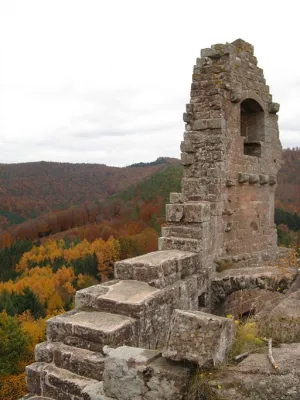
[0,151,299,399]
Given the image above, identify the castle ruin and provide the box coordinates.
[24,39,294,400]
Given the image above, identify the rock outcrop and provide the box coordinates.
[213,343,300,400]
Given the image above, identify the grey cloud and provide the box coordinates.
[280,119,300,133]
[71,121,180,139]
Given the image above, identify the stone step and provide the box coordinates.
[35,341,106,381]
[46,310,138,352]
[26,362,105,400]
[76,280,160,317]
[75,275,200,349]
[114,249,199,288]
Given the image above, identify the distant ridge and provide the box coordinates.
[128,157,180,168]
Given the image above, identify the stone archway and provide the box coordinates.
[210,267,293,318]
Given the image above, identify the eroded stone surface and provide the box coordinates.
[163,309,236,366]
[256,289,300,343]
[214,343,300,399]
[103,346,189,400]
[83,381,114,400]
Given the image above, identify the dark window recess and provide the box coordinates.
[244,142,261,157]
[240,98,264,157]
[198,293,206,308]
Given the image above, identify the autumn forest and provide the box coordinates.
[0,151,299,399]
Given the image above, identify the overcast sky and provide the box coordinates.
[0,0,299,166]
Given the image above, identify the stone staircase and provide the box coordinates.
[25,250,202,400]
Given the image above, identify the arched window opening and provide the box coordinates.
[240,99,264,157]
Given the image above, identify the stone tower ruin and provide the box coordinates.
[24,39,289,400]
[161,38,282,271]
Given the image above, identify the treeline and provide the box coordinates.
[0,159,173,220]
[0,226,159,396]
[128,156,178,168]
[275,208,300,231]
[0,165,182,248]
[276,148,300,214]
[275,208,300,248]
[0,235,122,398]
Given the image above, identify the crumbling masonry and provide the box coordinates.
[24,39,292,400]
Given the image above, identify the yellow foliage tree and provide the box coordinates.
[46,292,64,315]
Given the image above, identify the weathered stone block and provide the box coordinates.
[83,381,114,400]
[26,362,44,395]
[269,175,277,185]
[201,48,221,58]
[269,102,280,114]
[184,201,210,223]
[249,174,259,184]
[259,174,269,184]
[238,172,249,183]
[192,118,223,131]
[35,341,53,363]
[47,310,137,352]
[183,112,193,123]
[166,203,184,222]
[181,152,194,165]
[169,192,184,204]
[163,309,236,367]
[36,341,107,381]
[226,179,236,187]
[230,87,242,103]
[113,250,198,288]
[158,237,202,253]
[40,364,100,399]
[103,346,189,400]
[232,39,254,54]
[180,139,196,153]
